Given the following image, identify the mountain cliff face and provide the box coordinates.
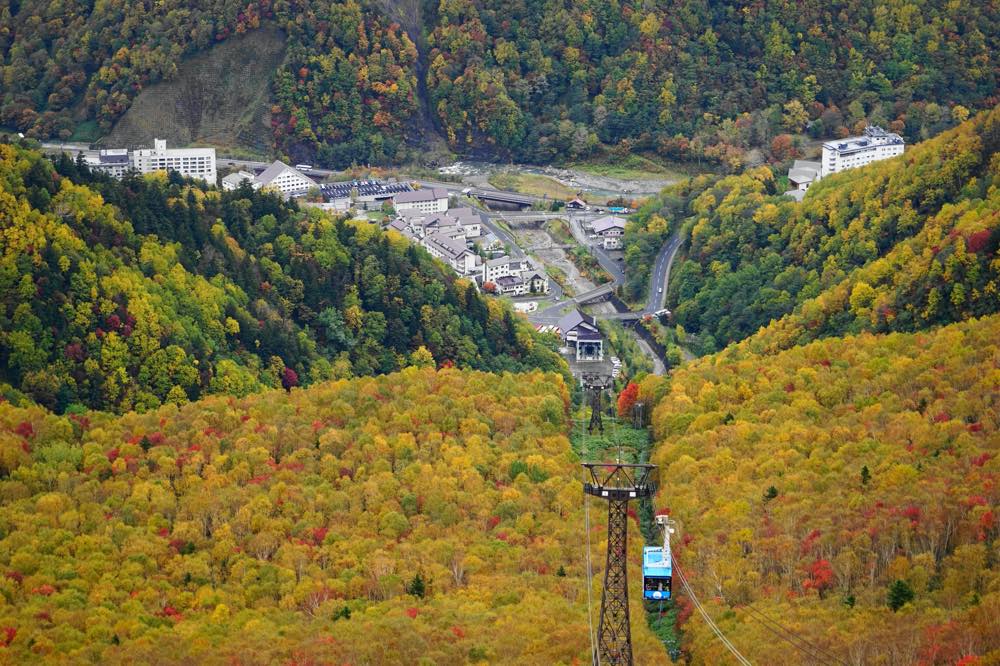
[2,0,997,166]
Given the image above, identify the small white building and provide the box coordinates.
[475,232,504,253]
[221,170,259,191]
[84,149,130,179]
[130,138,216,184]
[591,215,627,249]
[448,207,484,237]
[255,161,316,196]
[484,256,514,284]
[393,187,449,214]
[525,271,549,294]
[494,275,528,296]
[821,126,904,177]
[787,160,822,191]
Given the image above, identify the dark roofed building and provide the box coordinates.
[558,309,603,361]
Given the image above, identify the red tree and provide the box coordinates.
[803,559,834,597]
[771,134,798,161]
[281,367,299,392]
[617,383,639,418]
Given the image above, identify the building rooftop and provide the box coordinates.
[256,161,315,188]
[222,170,255,184]
[558,309,597,334]
[823,126,904,152]
[575,327,603,341]
[591,215,628,234]
[495,275,524,286]
[448,207,486,226]
[98,149,129,165]
[788,167,819,184]
[133,139,214,156]
[394,187,449,204]
[425,232,471,260]
[782,189,806,202]
[321,180,411,200]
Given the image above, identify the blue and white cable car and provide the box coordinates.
[643,515,675,601]
[642,547,672,600]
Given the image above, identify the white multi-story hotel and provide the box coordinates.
[821,126,904,177]
[130,139,217,183]
[393,187,449,214]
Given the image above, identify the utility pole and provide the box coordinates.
[583,462,656,665]
[655,514,676,563]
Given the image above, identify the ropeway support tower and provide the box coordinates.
[583,462,656,665]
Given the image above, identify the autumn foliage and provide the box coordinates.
[648,315,1000,662]
[617,382,639,419]
[0,146,565,414]
[626,107,1000,353]
[2,0,995,166]
[0,367,665,662]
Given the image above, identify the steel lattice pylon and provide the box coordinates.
[583,463,656,666]
[588,388,604,434]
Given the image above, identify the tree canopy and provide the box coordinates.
[0,367,660,662]
[0,145,565,414]
[625,106,1000,353]
[2,0,997,166]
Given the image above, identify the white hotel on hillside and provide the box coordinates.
[821,126,904,177]
[130,139,217,183]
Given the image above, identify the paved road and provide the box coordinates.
[642,232,684,315]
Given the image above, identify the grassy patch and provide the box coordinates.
[544,264,570,295]
[69,121,101,144]
[568,154,689,181]
[569,246,612,284]
[543,219,574,245]
[490,172,577,200]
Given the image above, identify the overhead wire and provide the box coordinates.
[671,557,753,666]
[742,604,848,666]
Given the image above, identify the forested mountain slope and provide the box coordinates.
[625,106,1000,351]
[0,367,661,662]
[0,145,563,414]
[643,313,1000,663]
[2,0,997,166]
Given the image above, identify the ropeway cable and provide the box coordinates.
[672,557,753,665]
[742,603,847,666]
[674,561,751,665]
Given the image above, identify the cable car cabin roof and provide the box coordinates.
[643,546,672,573]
